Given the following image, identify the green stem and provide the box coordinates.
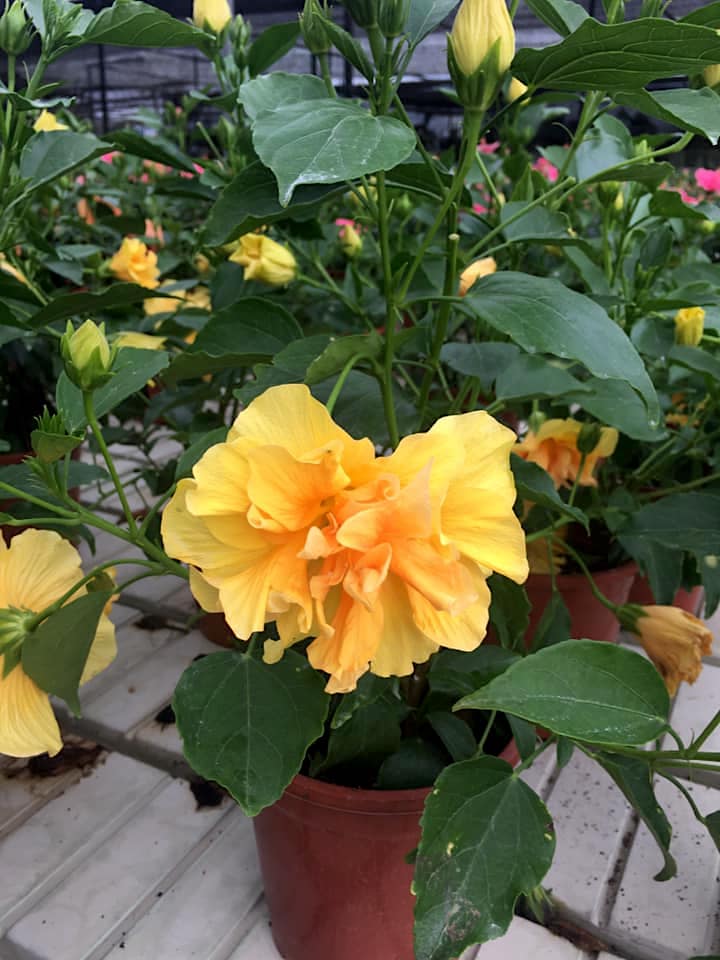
[513,734,556,774]
[376,169,400,448]
[567,452,587,507]
[557,91,605,183]
[689,709,720,755]
[417,228,459,426]
[639,471,720,501]
[555,538,619,613]
[657,771,708,825]
[477,710,497,753]
[326,355,362,415]
[318,52,336,97]
[474,150,503,209]
[392,94,446,194]
[84,392,138,535]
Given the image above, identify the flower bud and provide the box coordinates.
[621,604,712,695]
[378,0,409,37]
[342,0,378,28]
[61,319,115,392]
[193,0,232,33]
[0,0,32,55]
[229,234,297,287]
[31,410,83,463]
[336,218,363,258]
[0,607,34,663]
[576,421,603,456]
[458,255,496,296]
[704,64,720,89]
[300,0,330,53]
[448,0,515,109]
[674,306,705,347]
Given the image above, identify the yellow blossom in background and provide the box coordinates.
[192,0,231,31]
[109,237,160,289]
[0,530,116,758]
[184,286,211,310]
[705,63,720,88]
[33,110,67,132]
[632,606,712,695]
[115,331,167,351]
[194,253,211,274]
[507,77,528,102]
[458,256,496,296]
[515,418,618,489]
[229,234,297,286]
[449,0,515,78]
[144,290,181,317]
[674,306,705,347]
[526,533,566,575]
[161,384,527,693]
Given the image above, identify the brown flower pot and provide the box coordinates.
[252,740,520,960]
[525,562,637,646]
[628,576,704,617]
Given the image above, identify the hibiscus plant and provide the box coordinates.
[2,0,720,957]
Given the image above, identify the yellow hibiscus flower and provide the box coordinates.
[0,530,116,758]
[515,418,618,489]
[161,384,527,693]
[108,237,160,289]
[632,605,712,696]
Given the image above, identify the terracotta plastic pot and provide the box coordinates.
[628,576,704,617]
[525,561,637,646]
[253,739,520,960]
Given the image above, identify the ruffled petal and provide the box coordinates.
[307,591,383,693]
[186,437,255,517]
[370,575,438,678]
[0,659,62,758]
[390,540,477,614]
[0,530,82,612]
[409,568,491,650]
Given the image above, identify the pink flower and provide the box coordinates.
[477,138,500,155]
[695,168,720,193]
[472,202,488,215]
[100,151,118,165]
[532,157,559,182]
[679,188,700,206]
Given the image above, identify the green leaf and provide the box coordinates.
[305,332,382,385]
[513,19,720,92]
[556,737,574,768]
[28,283,163,329]
[617,538,682,607]
[565,377,667,442]
[455,640,671,746]
[247,21,301,76]
[440,342,519,391]
[669,345,720,382]
[507,716,537,760]
[376,737,447,789]
[19,131,106,190]
[314,696,404,778]
[175,427,227,481]
[427,711,477,762]
[622,493,720,556]
[496,353,588,400]
[530,590,571,652]
[406,0,459,45]
[649,191,720,223]
[322,18,375,79]
[386,158,458,202]
[108,130,197,173]
[173,649,329,816]
[500,202,575,243]
[704,810,720,853]
[331,674,394,729]
[241,79,416,205]
[414,757,555,960]
[614,87,720,146]
[0,82,73,111]
[523,0,588,36]
[682,1,720,27]
[204,161,345,245]
[510,455,588,526]
[57,349,170,431]
[84,0,212,52]
[236,335,333,404]
[466,273,659,422]
[21,592,110,716]
[167,298,302,382]
[240,72,328,121]
[594,752,676,880]
[488,574,531,650]
[429,646,521,698]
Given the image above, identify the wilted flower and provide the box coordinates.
[33,110,67,132]
[674,306,705,347]
[458,256,496,295]
[0,530,116,757]
[229,234,297,286]
[515,418,618,489]
[193,0,231,32]
[161,384,527,693]
[109,237,160,289]
[629,606,712,695]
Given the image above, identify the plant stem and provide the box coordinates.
[477,710,497,753]
[84,393,138,535]
[689,709,720,755]
[318,52,336,97]
[639,472,720,501]
[326,355,361,415]
[555,538,619,613]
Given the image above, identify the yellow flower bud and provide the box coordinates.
[704,64,720,88]
[630,605,712,696]
[336,219,363,258]
[193,0,232,31]
[507,76,527,102]
[229,234,297,287]
[674,306,705,347]
[448,0,515,108]
[61,320,114,392]
[458,256,496,296]
[33,110,67,132]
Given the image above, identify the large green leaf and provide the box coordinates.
[305,332,382,385]
[564,377,666,441]
[241,78,416,205]
[173,649,329,815]
[84,0,212,51]
[247,21,301,76]
[513,18,720,92]
[429,646,521,698]
[331,674,394,729]
[495,353,588,400]
[614,87,720,145]
[28,283,164,329]
[456,640,670,745]
[622,493,720,556]
[204,161,345,246]
[414,757,555,960]
[166,298,302,382]
[669,345,720,382]
[523,0,588,36]
[593,751,676,880]
[465,273,659,421]
[108,130,197,174]
[510,455,587,526]
[57,348,170,431]
[500,202,576,244]
[21,592,111,716]
[240,73,328,121]
[0,82,73,112]
[439,342,519,391]
[406,0,459,45]
[313,695,404,778]
[19,131,106,190]
[683,2,720,27]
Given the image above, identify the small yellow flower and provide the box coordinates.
[194,253,211,274]
[0,530,116,758]
[183,286,211,310]
[515,418,618,489]
[144,292,181,317]
[33,110,67,132]
[632,606,712,695]
[507,77,528,102]
[109,237,160,290]
[229,234,297,287]
[674,306,705,347]
[193,0,231,32]
[458,256,496,296]
[115,331,167,351]
[450,0,515,78]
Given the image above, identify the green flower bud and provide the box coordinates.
[30,409,84,464]
[0,606,35,665]
[576,421,603,456]
[342,0,379,28]
[60,319,115,393]
[378,0,409,37]
[300,0,331,54]
[0,0,32,56]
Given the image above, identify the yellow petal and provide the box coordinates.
[308,591,383,693]
[185,438,255,517]
[0,529,83,611]
[370,575,438,678]
[189,567,223,613]
[390,539,478,614]
[0,659,62,758]
[80,615,117,685]
[409,567,491,650]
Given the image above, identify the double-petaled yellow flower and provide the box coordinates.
[109,237,160,290]
[161,384,528,693]
[674,307,705,347]
[631,606,712,695]
[229,234,297,286]
[515,418,618,489]
[0,530,116,758]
